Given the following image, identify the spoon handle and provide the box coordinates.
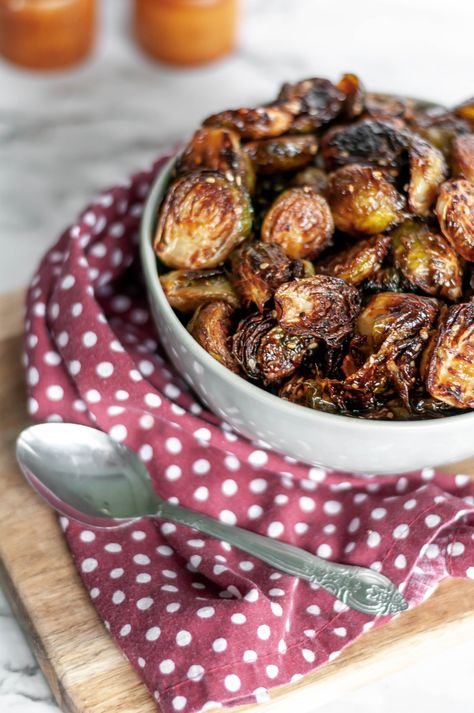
[158,501,407,616]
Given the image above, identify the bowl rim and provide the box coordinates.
[140,153,474,432]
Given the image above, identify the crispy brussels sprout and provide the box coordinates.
[364,92,414,120]
[154,171,253,269]
[391,220,462,300]
[326,164,405,236]
[337,73,365,120]
[317,233,391,285]
[160,268,240,312]
[435,179,474,262]
[277,77,344,129]
[321,118,408,174]
[188,301,239,373]
[290,166,328,194]
[410,109,470,157]
[363,266,408,294]
[230,242,304,312]
[257,327,316,383]
[176,127,255,194]
[279,372,339,413]
[261,187,334,259]
[203,106,294,139]
[231,312,276,380]
[274,275,361,345]
[407,136,447,216]
[244,135,318,174]
[424,301,474,408]
[451,134,474,182]
[454,98,474,128]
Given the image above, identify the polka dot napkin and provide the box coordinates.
[24,154,474,713]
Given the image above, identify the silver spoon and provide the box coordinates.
[16,423,408,616]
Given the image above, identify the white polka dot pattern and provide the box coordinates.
[23,154,474,713]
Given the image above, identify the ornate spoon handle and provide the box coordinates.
[157,500,408,616]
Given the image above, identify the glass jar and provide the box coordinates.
[0,0,96,70]
[133,0,238,67]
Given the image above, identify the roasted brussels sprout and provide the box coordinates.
[364,92,414,120]
[176,127,255,194]
[277,77,344,129]
[451,134,474,182]
[317,233,391,286]
[154,171,253,269]
[274,275,360,345]
[407,136,447,216]
[203,106,294,139]
[279,372,339,413]
[424,301,474,408]
[337,73,365,120]
[290,166,328,193]
[363,266,407,294]
[321,118,408,174]
[160,268,240,312]
[435,179,474,262]
[244,135,318,174]
[230,242,303,312]
[410,109,471,157]
[231,312,275,380]
[188,301,239,373]
[261,187,334,259]
[326,164,405,236]
[391,220,462,300]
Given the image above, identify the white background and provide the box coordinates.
[0,0,473,711]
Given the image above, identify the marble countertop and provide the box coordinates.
[1,0,473,710]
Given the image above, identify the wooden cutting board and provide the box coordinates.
[0,289,473,713]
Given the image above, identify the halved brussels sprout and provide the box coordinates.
[424,301,474,408]
[364,92,414,120]
[321,118,408,174]
[231,312,276,380]
[337,73,365,120]
[244,135,318,174]
[391,220,462,300]
[176,127,255,194]
[188,300,239,373]
[277,77,344,129]
[230,241,304,312]
[407,136,447,216]
[316,233,391,286]
[257,326,316,383]
[154,171,253,269]
[274,275,361,345]
[454,98,474,128]
[261,187,334,259]
[410,109,470,157]
[160,268,240,312]
[279,372,339,413]
[326,164,405,236]
[203,106,294,139]
[290,166,328,194]
[435,179,474,262]
[451,134,474,182]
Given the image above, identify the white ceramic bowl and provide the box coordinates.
[140,156,474,474]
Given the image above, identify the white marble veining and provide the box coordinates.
[0,0,473,710]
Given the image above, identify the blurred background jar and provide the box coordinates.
[0,0,96,70]
[133,0,238,66]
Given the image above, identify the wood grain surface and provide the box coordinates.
[0,289,473,713]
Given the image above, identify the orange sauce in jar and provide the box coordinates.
[0,0,96,70]
[133,0,238,66]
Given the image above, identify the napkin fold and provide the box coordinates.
[24,154,474,713]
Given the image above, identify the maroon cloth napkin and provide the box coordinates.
[24,154,474,713]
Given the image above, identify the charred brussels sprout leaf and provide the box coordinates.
[230,242,304,312]
[203,106,294,139]
[391,220,462,300]
[425,301,474,408]
[321,118,409,174]
[244,135,318,174]
[435,179,474,262]
[363,266,407,294]
[277,77,344,129]
[154,171,252,269]
[326,164,405,236]
[262,187,334,259]
[188,301,239,373]
[407,136,447,216]
[290,166,328,193]
[451,134,474,182]
[160,268,240,312]
[176,127,255,194]
[274,275,361,345]
[317,233,391,286]
[256,327,316,383]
